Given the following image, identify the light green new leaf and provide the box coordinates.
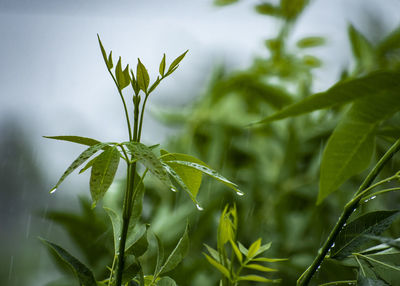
[255,242,272,257]
[244,263,278,272]
[204,244,221,263]
[252,257,288,262]
[158,224,189,275]
[115,58,130,90]
[318,87,400,204]
[258,71,400,124]
[331,210,400,259]
[161,152,203,204]
[166,50,188,75]
[214,0,238,6]
[159,54,166,76]
[204,253,230,278]
[230,240,243,263]
[238,241,248,256]
[44,135,101,146]
[157,277,177,286]
[124,142,173,190]
[137,59,150,92]
[90,147,120,207]
[40,238,97,286]
[296,36,325,48]
[247,239,262,259]
[51,142,109,193]
[238,275,278,283]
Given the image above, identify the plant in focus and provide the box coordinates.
[205,204,286,285]
[41,35,242,286]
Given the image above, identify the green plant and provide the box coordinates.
[42,35,242,286]
[204,204,286,285]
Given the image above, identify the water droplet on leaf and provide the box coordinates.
[236,190,244,196]
[170,187,177,192]
[196,203,204,211]
[50,188,57,194]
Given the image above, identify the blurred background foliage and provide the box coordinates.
[2,0,400,285]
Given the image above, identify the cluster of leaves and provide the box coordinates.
[204,205,286,285]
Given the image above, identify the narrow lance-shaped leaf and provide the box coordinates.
[50,142,109,193]
[318,87,400,204]
[257,71,400,124]
[238,275,279,283]
[247,238,261,260]
[296,36,325,48]
[90,146,120,207]
[136,59,150,92]
[40,238,97,286]
[244,264,278,272]
[115,57,130,89]
[331,210,400,259]
[157,224,189,276]
[159,53,166,76]
[104,207,121,254]
[44,135,101,146]
[97,34,113,70]
[166,50,188,75]
[204,253,230,278]
[166,160,243,195]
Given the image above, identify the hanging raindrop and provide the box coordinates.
[170,187,177,193]
[49,187,57,194]
[236,190,244,196]
[196,203,204,211]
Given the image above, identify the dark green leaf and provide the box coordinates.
[154,233,165,275]
[123,142,173,190]
[358,275,389,286]
[157,277,177,286]
[331,210,400,259]
[166,50,188,75]
[159,54,166,76]
[148,76,161,94]
[90,147,120,207]
[318,85,400,203]
[296,36,325,48]
[127,225,148,257]
[255,3,280,16]
[158,224,189,275]
[104,207,121,254]
[257,71,400,124]
[44,135,101,146]
[365,236,400,251]
[136,59,150,93]
[79,157,97,174]
[122,255,141,284]
[115,57,130,89]
[50,142,109,193]
[107,51,113,69]
[40,238,97,286]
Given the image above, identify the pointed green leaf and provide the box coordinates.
[159,54,166,76]
[238,275,278,283]
[97,34,112,70]
[348,24,375,73]
[244,263,278,272]
[130,69,140,95]
[247,239,262,259]
[358,275,389,286]
[127,225,148,257]
[297,36,325,48]
[366,236,400,251]
[158,224,189,275]
[230,240,243,263]
[255,3,281,16]
[40,238,97,286]
[167,160,242,195]
[255,242,272,257]
[161,152,203,204]
[137,59,150,93]
[331,210,400,259]
[51,142,109,193]
[107,51,113,69]
[252,257,288,262]
[356,253,400,285]
[157,277,177,286]
[258,71,400,124]
[154,233,165,275]
[214,0,238,6]
[104,207,121,254]
[204,253,230,278]
[148,76,161,94]
[238,241,248,256]
[115,58,130,89]
[318,86,400,203]
[90,147,120,207]
[123,142,173,190]
[166,50,188,75]
[44,135,101,146]
[79,156,97,174]
[204,244,220,263]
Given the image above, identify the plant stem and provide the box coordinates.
[137,94,149,142]
[297,138,400,286]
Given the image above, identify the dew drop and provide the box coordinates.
[196,203,204,211]
[118,237,121,241]
[236,190,244,196]
[49,187,57,194]
[370,196,376,200]
[170,187,177,193]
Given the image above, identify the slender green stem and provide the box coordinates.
[107,255,117,286]
[137,94,149,142]
[108,69,133,141]
[297,138,400,286]
[361,187,400,202]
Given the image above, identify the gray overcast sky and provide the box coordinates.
[1,0,400,186]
